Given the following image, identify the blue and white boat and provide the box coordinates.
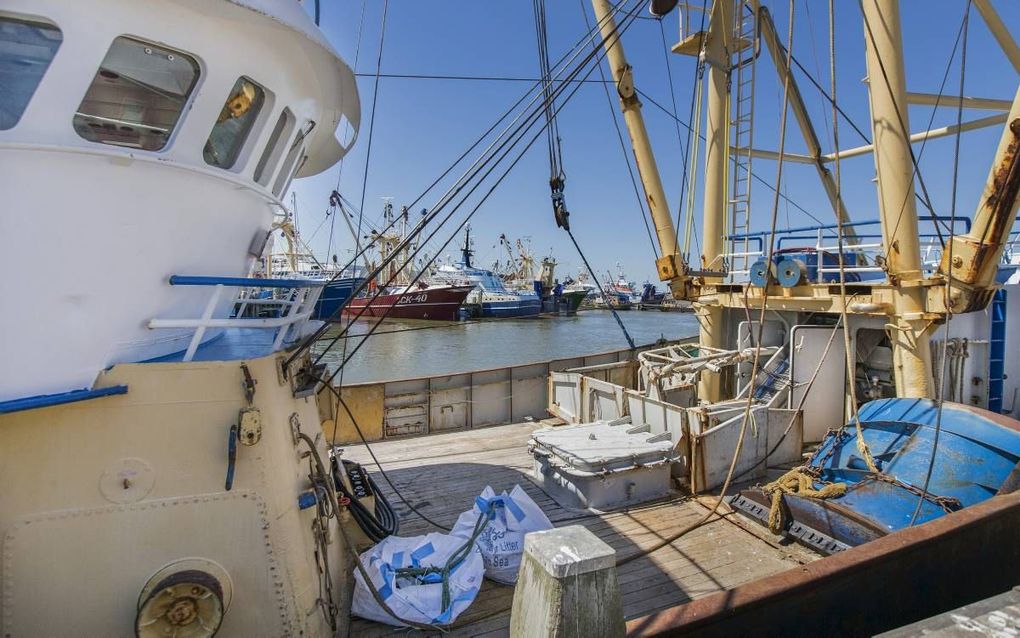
[435,227,542,318]
[266,216,363,321]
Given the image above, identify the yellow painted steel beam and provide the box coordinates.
[905,92,1014,111]
[861,0,931,398]
[973,0,1020,74]
[826,113,1008,162]
[939,87,1020,313]
[591,0,690,289]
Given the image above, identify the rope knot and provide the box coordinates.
[760,467,847,535]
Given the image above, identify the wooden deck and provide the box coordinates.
[344,421,819,637]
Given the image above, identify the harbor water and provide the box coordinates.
[315,309,700,384]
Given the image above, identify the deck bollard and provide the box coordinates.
[510,525,624,638]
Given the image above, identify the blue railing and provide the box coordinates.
[168,275,326,288]
[718,216,1020,285]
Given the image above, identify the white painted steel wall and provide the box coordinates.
[0,0,359,401]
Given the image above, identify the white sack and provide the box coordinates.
[351,532,484,627]
[451,485,554,584]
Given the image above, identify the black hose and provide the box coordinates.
[332,458,400,543]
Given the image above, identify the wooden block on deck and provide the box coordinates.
[511,526,624,638]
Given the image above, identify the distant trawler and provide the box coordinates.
[342,201,473,321]
[495,234,587,314]
[435,227,542,318]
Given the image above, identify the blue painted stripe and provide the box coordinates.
[169,275,327,288]
[410,542,435,566]
[503,495,526,522]
[0,385,128,414]
[988,289,1007,413]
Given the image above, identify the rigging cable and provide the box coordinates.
[857,0,951,246]
[664,2,707,264]
[634,85,826,227]
[619,0,798,566]
[314,0,649,390]
[344,72,825,232]
[909,0,971,527]
[286,0,639,367]
[676,2,709,263]
[829,0,878,476]
[336,0,389,409]
[577,0,660,258]
[306,0,647,380]
[533,0,571,232]
[324,0,369,265]
[315,3,650,532]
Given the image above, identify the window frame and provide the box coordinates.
[272,121,313,196]
[0,13,63,131]
[253,107,296,187]
[203,75,268,171]
[72,35,201,153]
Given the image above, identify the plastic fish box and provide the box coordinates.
[529,418,678,511]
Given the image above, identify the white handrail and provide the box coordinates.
[148,282,323,362]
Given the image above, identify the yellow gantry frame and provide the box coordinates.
[591,0,1020,400]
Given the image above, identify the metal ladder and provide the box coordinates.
[728,1,758,280]
[988,289,1007,413]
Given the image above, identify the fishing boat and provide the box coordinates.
[496,236,587,314]
[0,0,369,635]
[638,282,666,309]
[341,200,475,321]
[345,281,475,321]
[266,210,363,320]
[342,0,1020,634]
[601,266,638,309]
[563,270,599,308]
[435,227,543,318]
[5,0,1020,635]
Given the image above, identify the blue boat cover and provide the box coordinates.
[811,398,1020,530]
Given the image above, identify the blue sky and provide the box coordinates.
[291,1,1019,285]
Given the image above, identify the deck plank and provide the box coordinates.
[343,421,818,637]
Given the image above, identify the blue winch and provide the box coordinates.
[748,248,872,288]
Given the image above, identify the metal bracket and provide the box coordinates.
[291,362,327,399]
[289,412,302,447]
[238,408,262,446]
[728,494,850,555]
[687,269,728,278]
[240,363,257,405]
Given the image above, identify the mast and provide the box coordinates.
[861,0,931,398]
[697,0,734,402]
[462,225,474,268]
[590,0,690,290]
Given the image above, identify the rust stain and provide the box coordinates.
[985,120,1020,242]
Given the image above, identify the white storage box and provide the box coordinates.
[530,417,678,510]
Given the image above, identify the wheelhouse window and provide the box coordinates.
[253,108,295,186]
[73,37,199,151]
[204,76,265,169]
[0,16,62,130]
[272,123,312,196]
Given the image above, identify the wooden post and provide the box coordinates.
[510,526,623,637]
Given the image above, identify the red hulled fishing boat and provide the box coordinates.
[344,283,474,321]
